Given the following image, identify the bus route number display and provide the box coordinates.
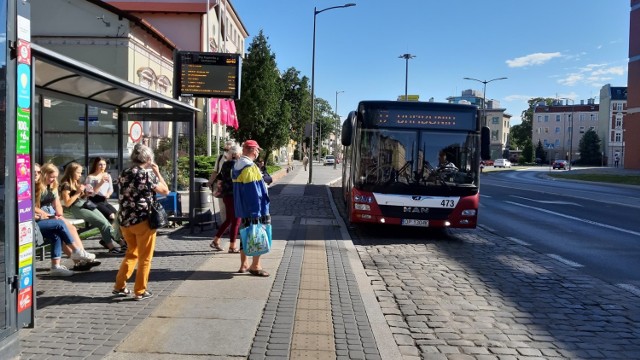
[174,51,241,99]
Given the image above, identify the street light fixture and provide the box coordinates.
[309,3,356,184]
[463,77,507,127]
[334,90,344,169]
[560,98,575,170]
[399,53,415,101]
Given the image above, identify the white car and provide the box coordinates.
[493,159,512,168]
[323,155,335,166]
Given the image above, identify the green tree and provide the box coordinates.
[280,67,311,159]
[520,139,533,164]
[578,129,601,165]
[535,140,547,164]
[232,30,289,161]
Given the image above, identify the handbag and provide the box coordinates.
[148,200,168,229]
[82,199,98,211]
[239,219,272,256]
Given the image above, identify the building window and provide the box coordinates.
[615,114,622,129]
[544,127,549,134]
[555,139,560,148]
[615,132,621,142]
[579,126,585,134]
[544,115,549,122]
[589,126,595,132]
[556,115,560,122]
[580,114,586,122]
[491,130,499,141]
[537,115,542,122]
[555,127,560,133]
[492,117,499,124]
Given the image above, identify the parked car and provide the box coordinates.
[552,159,568,170]
[493,159,511,168]
[323,155,335,166]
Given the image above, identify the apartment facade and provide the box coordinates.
[447,89,511,160]
[532,100,599,162]
[598,85,628,166]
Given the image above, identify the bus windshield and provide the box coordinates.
[354,128,479,194]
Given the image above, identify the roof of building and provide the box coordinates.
[609,87,628,100]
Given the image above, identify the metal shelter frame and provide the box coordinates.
[31,44,201,230]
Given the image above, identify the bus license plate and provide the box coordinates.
[402,219,429,227]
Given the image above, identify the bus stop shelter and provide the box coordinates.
[32,43,202,229]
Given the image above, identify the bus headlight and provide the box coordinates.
[354,203,370,211]
[461,209,476,216]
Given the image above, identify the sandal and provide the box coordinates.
[248,269,270,277]
[209,241,224,252]
[228,248,240,253]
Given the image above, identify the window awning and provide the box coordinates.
[32,43,198,112]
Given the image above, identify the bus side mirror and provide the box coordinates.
[481,126,491,160]
[341,111,356,146]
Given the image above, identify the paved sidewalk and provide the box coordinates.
[19,161,400,359]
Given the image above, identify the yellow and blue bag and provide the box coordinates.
[240,219,272,256]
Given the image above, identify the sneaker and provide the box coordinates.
[50,265,74,277]
[107,248,125,256]
[72,260,101,271]
[71,249,96,262]
[112,288,131,297]
[134,290,153,301]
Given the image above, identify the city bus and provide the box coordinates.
[341,100,490,229]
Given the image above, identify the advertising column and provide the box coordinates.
[16,0,33,327]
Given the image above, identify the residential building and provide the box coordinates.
[598,85,627,166]
[447,90,512,160]
[104,0,249,142]
[626,0,640,169]
[532,100,599,163]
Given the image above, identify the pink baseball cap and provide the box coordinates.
[243,140,262,150]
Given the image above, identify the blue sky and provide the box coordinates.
[231,0,630,126]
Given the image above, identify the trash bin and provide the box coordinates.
[192,178,214,228]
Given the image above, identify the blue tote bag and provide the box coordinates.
[240,221,272,256]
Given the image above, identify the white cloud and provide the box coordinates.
[504,94,533,102]
[506,52,562,68]
[558,65,625,86]
[558,73,583,86]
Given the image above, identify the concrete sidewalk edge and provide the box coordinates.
[324,184,403,360]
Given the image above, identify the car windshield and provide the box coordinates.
[353,128,479,196]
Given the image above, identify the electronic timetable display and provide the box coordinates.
[173,51,241,99]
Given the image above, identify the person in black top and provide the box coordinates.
[256,159,273,185]
[210,144,242,252]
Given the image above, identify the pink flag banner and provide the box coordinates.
[209,99,238,129]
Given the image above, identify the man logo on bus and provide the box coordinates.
[411,196,423,201]
[403,207,429,214]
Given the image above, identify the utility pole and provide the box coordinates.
[398,53,415,101]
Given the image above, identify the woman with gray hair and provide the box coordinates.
[210,144,242,252]
[112,143,169,301]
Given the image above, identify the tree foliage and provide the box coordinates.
[578,129,601,165]
[535,140,547,164]
[280,67,311,154]
[520,140,533,164]
[511,97,555,150]
[232,30,288,161]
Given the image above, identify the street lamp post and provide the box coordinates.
[463,77,507,127]
[334,90,344,169]
[309,3,356,184]
[398,54,415,101]
[560,98,575,170]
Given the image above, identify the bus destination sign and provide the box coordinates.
[173,51,241,99]
[373,109,476,130]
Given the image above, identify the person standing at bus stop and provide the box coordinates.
[233,140,270,277]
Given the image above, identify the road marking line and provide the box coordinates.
[511,195,582,206]
[506,201,640,237]
[506,237,530,246]
[547,253,583,268]
[478,224,495,233]
[617,283,640,297]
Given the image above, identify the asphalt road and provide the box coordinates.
[479,169,640,289]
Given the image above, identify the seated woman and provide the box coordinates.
[58,162,125,255]
[85,157,126,250]
[34,163,99,276]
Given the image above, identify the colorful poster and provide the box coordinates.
[16,155,31,200]
[18,200,32,223]
[18,287,32,313]
[18,243,33,268]
[19,265,33,290]
[16,108,30,154]
[18,221,33,246]
[17,40,31,65]
[17,63,31,109]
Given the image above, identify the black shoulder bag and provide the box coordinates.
[146,171,168,229]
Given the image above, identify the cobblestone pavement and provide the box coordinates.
[330,186,640,360]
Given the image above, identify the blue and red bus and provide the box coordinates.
[340,100,490,229]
